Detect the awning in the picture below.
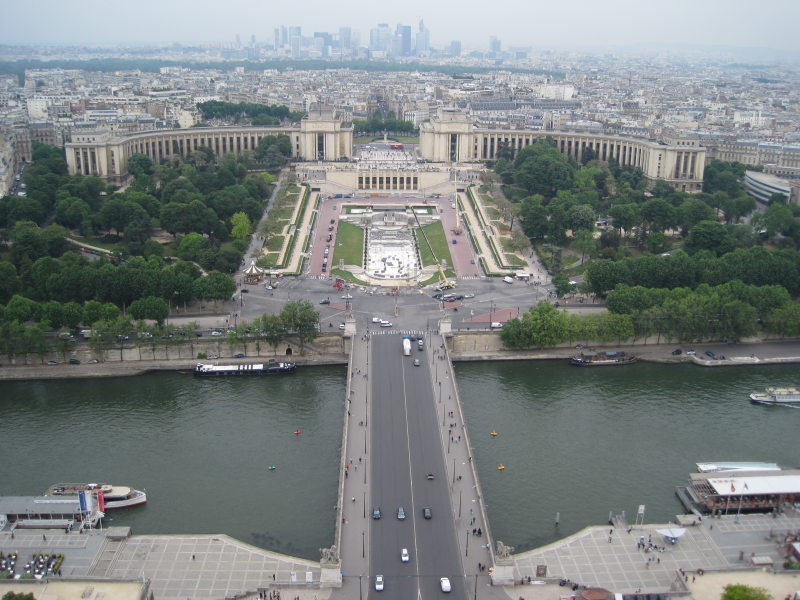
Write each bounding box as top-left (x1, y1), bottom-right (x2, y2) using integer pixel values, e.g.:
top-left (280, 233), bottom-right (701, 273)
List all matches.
top-left (656, 528), bottom-right (686, 539)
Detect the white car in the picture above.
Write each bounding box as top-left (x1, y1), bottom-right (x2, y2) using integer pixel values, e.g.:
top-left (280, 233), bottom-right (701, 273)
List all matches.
top-left (375, 574), bottom-right (384, 591)
top-left (211, 331), bottom-right (222, 336)
top-left (339, 323), bottom-right (346, 330)
top-left (401, 548), bottom-right (409, 562)
top-left (440, 577), bottom-right (451, 592)
top-left (380, 321), bottom-right (393, 328)
top-left (341, 294), bottom-right (353, 299)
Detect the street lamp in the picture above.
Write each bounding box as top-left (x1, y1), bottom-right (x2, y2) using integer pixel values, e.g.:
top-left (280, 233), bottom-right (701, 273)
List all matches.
top-left (465, 529), bottom-right (469, 556)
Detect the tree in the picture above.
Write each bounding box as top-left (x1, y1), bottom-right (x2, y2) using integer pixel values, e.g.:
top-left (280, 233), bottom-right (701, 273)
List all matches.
top-left (127, 153), bottom-right (154, 177)
top-left (520, 196), bottom-right (549, 240)
top-left (552, 273), bottom-right (574, 297)
top-left (639, 198), bottom-right (676, 234)
top-left (521, 302), bottom-right (569, 348)
top-left (129, 296), bottom-right (170, 326)
top-left (0, 261), bottom-right (20, 303)
top-left (572, 230), bottom-right (597, 265)
top-left (720, 584), bottom-right (772, 600)
top-left (2, 591), bottom-right (37, 600)
top-left (609, 204), bottom-right (639, 236)
top-left (259, 314), bottom-right (288, 356)
top-left (279, 300), bottom-right (319, 354)
top-left (684, 221), bottom-right (734, 256)
top-left (230, 211), bottom-right (252, 239)
top-left (569, 204), bottom-right (596, 233)
top-left (193, 271), bottom-right (236, 308)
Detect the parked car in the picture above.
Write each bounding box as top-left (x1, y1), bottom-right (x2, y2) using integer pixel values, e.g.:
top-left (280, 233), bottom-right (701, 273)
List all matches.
top-left (88, 359), bottom-right (99, 364)
top-left (240, 289), bottom-right (249, 293)
top-left (686, 350), bottom-right (697, 356)
top-left (211, 331), bottom-right (223, 336)
top-left (46, 360), bottom-right (59, 366)
top-left (463, 293), bottom-right (475, 298)
top-left (233, 353), bottom-right (245, 358)
top-left (705, 351), bottom-right (717, 359)
top-left (671, 349), bottom-right (682, 355)
top-left (68, 358), bottom-right (80, 365)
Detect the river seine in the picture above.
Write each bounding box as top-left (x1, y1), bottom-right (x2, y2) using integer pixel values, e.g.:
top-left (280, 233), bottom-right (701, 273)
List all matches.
top-left (1, 361), bottom-right (797, 560)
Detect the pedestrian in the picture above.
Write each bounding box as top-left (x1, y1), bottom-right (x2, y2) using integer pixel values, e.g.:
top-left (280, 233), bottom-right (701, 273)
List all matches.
top-left (192, 554), bottom-right (196, 560)
top-left (692, 575), bottom-right (695, 582)
top-left (478, 527), bottom-right (482, 536)
top-left (608, 536), bottom-right (612, 543)
top-left (472, 528), bottom-right (476, 535)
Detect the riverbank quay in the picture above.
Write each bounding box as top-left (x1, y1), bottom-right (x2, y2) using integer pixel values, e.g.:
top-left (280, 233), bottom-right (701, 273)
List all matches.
top-left (4, 337), bottom-right (800, 381)
top-left (0, 353), bottom-right (348, 381)
top-left (448, 338), bottom-right (800, 367)
top-left (503, 511), bottom-right (800, 599)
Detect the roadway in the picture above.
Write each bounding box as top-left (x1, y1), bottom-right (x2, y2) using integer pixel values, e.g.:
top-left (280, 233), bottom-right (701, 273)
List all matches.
top-left (368, 334), bottom-right (465, 600)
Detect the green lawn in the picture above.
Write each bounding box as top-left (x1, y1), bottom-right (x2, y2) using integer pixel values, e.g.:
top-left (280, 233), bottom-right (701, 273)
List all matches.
top-left (266, 235), bottom-right (284, 251)
top-left (504, 254), bottom-right (528, 267)
top-left (418, 221), bottom-right (455, 270)
top-left (332, 221), bottom-right (365, 267)
top-left (330, 268), bottom-right (370, 286)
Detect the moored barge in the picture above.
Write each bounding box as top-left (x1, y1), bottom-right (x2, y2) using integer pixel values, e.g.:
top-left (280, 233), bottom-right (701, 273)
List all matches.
top-left (194, 359), bottom-right (296, 376)
top-left (676, 468), bottom-right (800, 515)
top-left (570, 350), bottom-right (637, 366)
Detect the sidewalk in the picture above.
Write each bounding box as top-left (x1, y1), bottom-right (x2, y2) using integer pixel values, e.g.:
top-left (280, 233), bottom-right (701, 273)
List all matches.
top-left (330, 331), bottom-right (372, 599)
top-left (428, 331), bottom-right (514, 599)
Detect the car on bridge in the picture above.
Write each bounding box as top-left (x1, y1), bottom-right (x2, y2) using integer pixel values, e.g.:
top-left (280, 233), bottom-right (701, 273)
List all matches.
top-left (440, 577), bottom-right (451, 592)
top-left (401, 548), bottom-right (409, 562)
top-left (397, 507), bottom-right (406, 520)
top-left (423, 507), bottom-right (432, 519)
top-left (372, 507), bottom-right (382, 519)
top-left (375, 574), bottom-right (384, 591)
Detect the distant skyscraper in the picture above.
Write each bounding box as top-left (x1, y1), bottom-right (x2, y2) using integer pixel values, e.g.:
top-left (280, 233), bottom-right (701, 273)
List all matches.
top-left (489, 36), bottom-right (501, 54)
top-left (450, 40), bottom-right (461, 57)
top-left (396, 24), bottom-right (412, 56)
top-left (370, 23), bottom-right (391, 53)
top-left (415, 19), bottom-right (430, 55)
top-left (339, 27), bottom-right (352, 50)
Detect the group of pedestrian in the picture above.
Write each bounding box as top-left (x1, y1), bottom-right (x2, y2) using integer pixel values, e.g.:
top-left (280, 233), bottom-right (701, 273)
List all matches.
top-left (471, 527), bottom-right (482, 536)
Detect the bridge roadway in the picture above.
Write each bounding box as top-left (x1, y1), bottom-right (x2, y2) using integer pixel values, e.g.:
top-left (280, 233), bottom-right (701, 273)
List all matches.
top-left (368, 333), bottom-right (464, 599)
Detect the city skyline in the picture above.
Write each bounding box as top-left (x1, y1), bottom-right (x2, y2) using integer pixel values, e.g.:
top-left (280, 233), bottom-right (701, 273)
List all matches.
top-left (1, 0), bottom-right (799, 57)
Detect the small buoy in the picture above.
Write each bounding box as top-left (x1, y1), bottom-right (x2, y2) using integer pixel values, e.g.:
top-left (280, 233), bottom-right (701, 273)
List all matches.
top-left (490, 430), bottom-right (498, 437)
top-left (497, 464), bottom-right (505, 470)
top-left (268, 465), bottom-right (277, 471)
top-left (293, 429), bottom-right (301, 435)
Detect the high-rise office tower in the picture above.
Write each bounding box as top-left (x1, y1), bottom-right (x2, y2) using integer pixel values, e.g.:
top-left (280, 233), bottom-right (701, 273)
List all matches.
top-left (339, 27), bottom-right (352, 50)
top-left (450, 40), bottom-right (461, 57)
top-left (415, 19), bottom-right (430, 55)
top-left (396, 24), bottom-right (412, 56)
top-left (489, 36), bottom-right (501, 54)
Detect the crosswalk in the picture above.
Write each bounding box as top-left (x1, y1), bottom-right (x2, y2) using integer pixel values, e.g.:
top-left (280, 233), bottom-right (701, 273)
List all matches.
top-left (368, 329), bottom-right (425, 337)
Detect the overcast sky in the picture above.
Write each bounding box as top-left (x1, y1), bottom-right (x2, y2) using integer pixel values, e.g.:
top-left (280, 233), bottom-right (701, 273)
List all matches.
top-left (1, 0), bottom-right (798, 55)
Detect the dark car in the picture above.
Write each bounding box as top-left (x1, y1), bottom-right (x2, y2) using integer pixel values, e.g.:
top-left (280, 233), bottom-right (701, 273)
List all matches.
top-left (372, 507), bottom-right (382, 520)
top-left (320, 298), bottom-right (331, 305)
top-left (671, 349), bottom-right (682, 355)
top-left (241, 289), bottom-right (249, 293)
top-left (705, 351), bottom-right (716, 359)
top-left (422, 507), bottom-right (432, 519)
top-left (68, 358), bottom-right (80, 365)
top-left (426, 473), bottom-right (435, 480)
top-left (233, 353), bottom-right (245, 358)
top-left (432, 293), bottom-right (443, 300)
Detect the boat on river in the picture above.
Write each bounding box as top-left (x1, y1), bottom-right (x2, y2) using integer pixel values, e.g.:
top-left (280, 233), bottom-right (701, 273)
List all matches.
top-left (676, 467), bottom-right (800, 515)
top-left (749, 387), bottom-right (800, 406)
top-left (696, 462), bottom-right (781, 473)
top-left (45, 483), bottom-right (147, 509)
top-left (194, 359), bottom-right (296, 376)
top-left (570, 350), bottom-right (637, 366)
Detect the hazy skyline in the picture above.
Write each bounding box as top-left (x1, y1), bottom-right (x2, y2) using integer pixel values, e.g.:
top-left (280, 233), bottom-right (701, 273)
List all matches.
top-left (1, 0), bottom-right (799, 56)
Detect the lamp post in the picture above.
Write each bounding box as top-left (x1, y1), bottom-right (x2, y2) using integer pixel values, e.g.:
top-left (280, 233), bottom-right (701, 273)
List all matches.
top-left (459, 490), bottom-right (462, 518)
top-left (465, 529), bottom-right (469, 556)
